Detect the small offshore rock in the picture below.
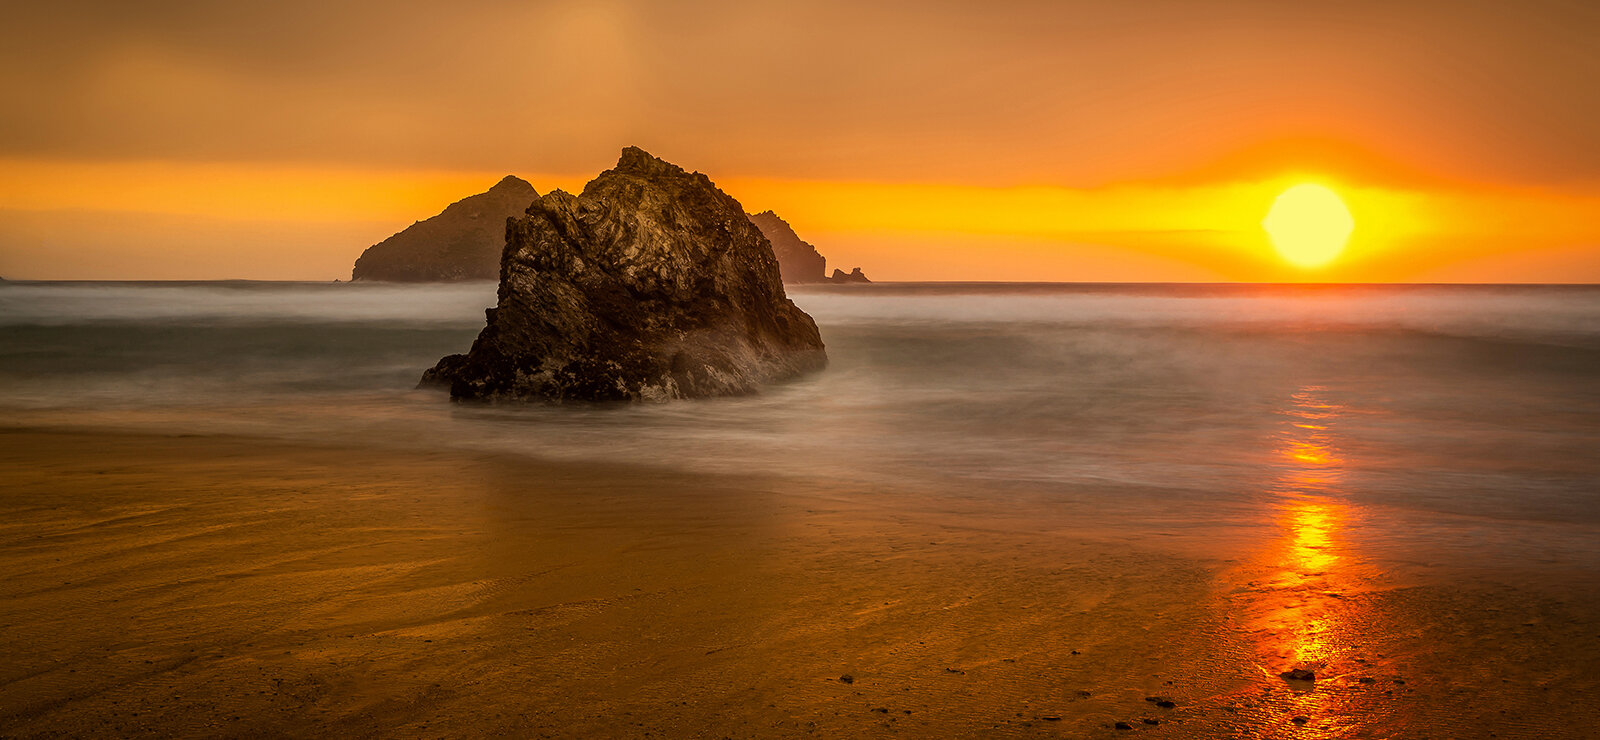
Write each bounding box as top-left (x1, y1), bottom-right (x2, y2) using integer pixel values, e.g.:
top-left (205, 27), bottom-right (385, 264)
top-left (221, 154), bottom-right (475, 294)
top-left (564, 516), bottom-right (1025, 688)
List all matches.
top-left (1041, 715), bottom-right (1061, 721)
top-left (1280, 668), bottom-right (1317, 681)
top-left (829, 266), bottom-right (872, 283)
top-left (1114, 721), bottom-right (1135, 730)
top-left (1143, 718), bottom-right (1160, 725)
top-left (1292, 715), bottom-right (1310, 725)
top-left (839, 675), bottom-right (853, 684)
top-left (871, 707), bottom-right (889, 714)
top-left (945, 668), bottom-right (965, 674)
top-left (1156, 700), bottom-right (1176, 709)
top-left (1358, 676), bottom-right (1375, 684)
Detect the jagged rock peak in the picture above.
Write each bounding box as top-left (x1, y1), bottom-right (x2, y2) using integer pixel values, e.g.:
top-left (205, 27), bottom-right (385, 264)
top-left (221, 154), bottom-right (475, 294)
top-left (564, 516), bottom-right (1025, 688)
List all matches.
top-left (422, 146), bottom-right (827, 401)
top-left (490, 174), bottom-right (533, 192)
top-left (614, 146), bottom-right (691, 179)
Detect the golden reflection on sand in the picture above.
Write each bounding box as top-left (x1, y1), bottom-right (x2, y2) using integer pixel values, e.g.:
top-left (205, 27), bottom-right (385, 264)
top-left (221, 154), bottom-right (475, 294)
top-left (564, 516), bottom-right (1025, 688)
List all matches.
top-left (1234, 385), bottom-right (1374, 735)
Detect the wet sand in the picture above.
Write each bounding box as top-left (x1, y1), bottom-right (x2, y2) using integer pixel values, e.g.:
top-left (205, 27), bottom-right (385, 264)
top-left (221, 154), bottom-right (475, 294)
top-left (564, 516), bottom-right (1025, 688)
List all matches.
top-left (2, 426), bottom-right (1597, 738)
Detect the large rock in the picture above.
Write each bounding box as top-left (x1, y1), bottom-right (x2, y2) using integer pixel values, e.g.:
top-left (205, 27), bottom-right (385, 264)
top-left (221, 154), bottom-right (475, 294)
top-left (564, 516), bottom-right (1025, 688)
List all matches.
top-left (747, 210), bottom-right (826, 283)
top-left (351, 176), bottom-right (537, 282)
top-left (424, 147), bottom-right (827, 401)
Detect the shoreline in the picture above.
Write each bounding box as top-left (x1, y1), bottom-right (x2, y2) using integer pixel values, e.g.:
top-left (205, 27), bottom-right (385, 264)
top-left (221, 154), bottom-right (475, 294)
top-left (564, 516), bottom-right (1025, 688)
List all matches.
top-left (2, 426), bottom-right (1597, 737)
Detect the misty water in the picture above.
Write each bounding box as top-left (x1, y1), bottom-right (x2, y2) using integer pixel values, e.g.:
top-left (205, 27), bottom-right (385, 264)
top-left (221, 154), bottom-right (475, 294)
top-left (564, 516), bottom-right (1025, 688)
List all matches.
top-left (3, 280), bottom-right (1598, 578)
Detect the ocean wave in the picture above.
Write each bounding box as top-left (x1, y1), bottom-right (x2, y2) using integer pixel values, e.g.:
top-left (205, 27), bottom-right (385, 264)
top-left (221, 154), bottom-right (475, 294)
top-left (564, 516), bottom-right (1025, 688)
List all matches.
top-left (789, 283), bottom-right (1600, 348)
top-left (0, 281), bottom-right (497, 327)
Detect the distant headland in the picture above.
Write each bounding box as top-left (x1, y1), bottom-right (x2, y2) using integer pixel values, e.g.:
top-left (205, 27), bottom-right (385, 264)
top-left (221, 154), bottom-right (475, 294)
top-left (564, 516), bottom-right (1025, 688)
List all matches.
top-left (350, 176), bottom-right (537, 282)
top-left (350, 174), bottom-right (868, 284)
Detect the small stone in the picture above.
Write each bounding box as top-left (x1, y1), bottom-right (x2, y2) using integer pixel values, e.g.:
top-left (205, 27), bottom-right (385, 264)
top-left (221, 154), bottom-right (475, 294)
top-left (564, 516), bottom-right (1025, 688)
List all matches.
top-left (1115, 721), bottom-right (1134, 730)
top-left (839, 675), bottom-right (853, 684)
top-left (1042, 715), bottom-right (1061, 721)
top-left (1076, 690), bottom-right (1092, 698)
top-left (945, 668), bottom-right (966, 674)
top-left (1292, 716), bottom-right (1310, 725)
top-left (1143, 718), bottom-right (1160, 725)
top-left (1358, 677), bottom-right (1375, 684)
top-left (1156, 700), bottom-right (1176, 709)
top-left (1144, 697), bottom-right (1162, 703)
top-left (871, 707), bottom-right (889, 714)
top-left (1280, 668), bottom-right (1316, 681)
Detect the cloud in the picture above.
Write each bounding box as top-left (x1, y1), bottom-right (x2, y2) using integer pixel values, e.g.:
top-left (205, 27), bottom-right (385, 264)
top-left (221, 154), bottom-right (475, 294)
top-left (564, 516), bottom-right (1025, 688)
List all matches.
top-left (2, 0), bottom-right (1597, 186)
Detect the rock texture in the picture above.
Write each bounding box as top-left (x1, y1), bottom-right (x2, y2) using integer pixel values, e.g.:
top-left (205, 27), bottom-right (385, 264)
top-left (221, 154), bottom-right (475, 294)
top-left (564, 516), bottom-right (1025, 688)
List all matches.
top-left (746, 210), bottom-right (826, 283)
top-left (351, 176), bottom-right (537, 282)
top-left (830, 267), bottom-right (872, 283)
top-left (424, 147), bottom-right (826, 401)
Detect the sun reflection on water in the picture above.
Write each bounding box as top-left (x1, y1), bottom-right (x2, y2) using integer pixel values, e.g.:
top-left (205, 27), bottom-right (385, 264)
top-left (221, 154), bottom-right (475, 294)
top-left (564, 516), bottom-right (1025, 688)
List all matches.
top-left (1227, 385), bottom-right (1376, 736)
top-left (1284, 501), bottom-right (1341, 580)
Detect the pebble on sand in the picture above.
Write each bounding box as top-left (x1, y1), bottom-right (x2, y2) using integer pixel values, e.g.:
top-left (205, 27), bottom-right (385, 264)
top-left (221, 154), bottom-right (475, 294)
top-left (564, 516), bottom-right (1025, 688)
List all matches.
top-left (1280, 668), bottom-right (1316, 681)
top-left (1115, 721), bottom-right (1135, 730)
top-left (839, 675), bottom-right (853, 684)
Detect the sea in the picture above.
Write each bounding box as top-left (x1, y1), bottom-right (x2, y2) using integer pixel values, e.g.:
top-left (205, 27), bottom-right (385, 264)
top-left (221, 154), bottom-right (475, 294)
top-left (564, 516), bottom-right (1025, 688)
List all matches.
top-left (3, 280), bottom-right (1598, 580)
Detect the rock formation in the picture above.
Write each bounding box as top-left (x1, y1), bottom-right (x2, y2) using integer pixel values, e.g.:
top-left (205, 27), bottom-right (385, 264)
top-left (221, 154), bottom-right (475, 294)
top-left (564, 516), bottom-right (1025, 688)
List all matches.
top-left (830, 267), bottom-right (872, 283)
top-left (423, 147), bottom-right (827, 401)
top-left (351, 176), bottom-right (537, 282)
top-left (747, 210), bottom-right (826, 283)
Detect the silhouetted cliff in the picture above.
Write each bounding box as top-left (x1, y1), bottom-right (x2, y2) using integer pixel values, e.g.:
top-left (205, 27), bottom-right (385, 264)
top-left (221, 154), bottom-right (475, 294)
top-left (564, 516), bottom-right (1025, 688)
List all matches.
top-left (351, 176), bottom-right (537, 282)
top-left (747, 210), bottom-right (827, 283)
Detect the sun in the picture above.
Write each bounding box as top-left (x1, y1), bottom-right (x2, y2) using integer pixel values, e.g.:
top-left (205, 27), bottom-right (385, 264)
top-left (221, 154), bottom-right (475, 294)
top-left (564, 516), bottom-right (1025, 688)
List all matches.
top-left (1262, 184), bottom-right (1354, 268)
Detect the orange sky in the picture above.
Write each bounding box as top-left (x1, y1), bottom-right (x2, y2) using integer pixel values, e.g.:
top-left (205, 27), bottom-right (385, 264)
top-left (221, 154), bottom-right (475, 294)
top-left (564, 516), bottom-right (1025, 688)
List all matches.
top-left (1, 0), bottom-right (1597, 281)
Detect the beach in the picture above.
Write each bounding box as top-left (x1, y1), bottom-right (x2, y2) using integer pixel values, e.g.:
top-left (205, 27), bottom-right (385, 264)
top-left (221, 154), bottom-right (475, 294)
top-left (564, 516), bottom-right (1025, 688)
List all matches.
top-left (4, 425), bottom-right (1598, 738)
top-left (3, 281), bottom-right (1599, 737)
